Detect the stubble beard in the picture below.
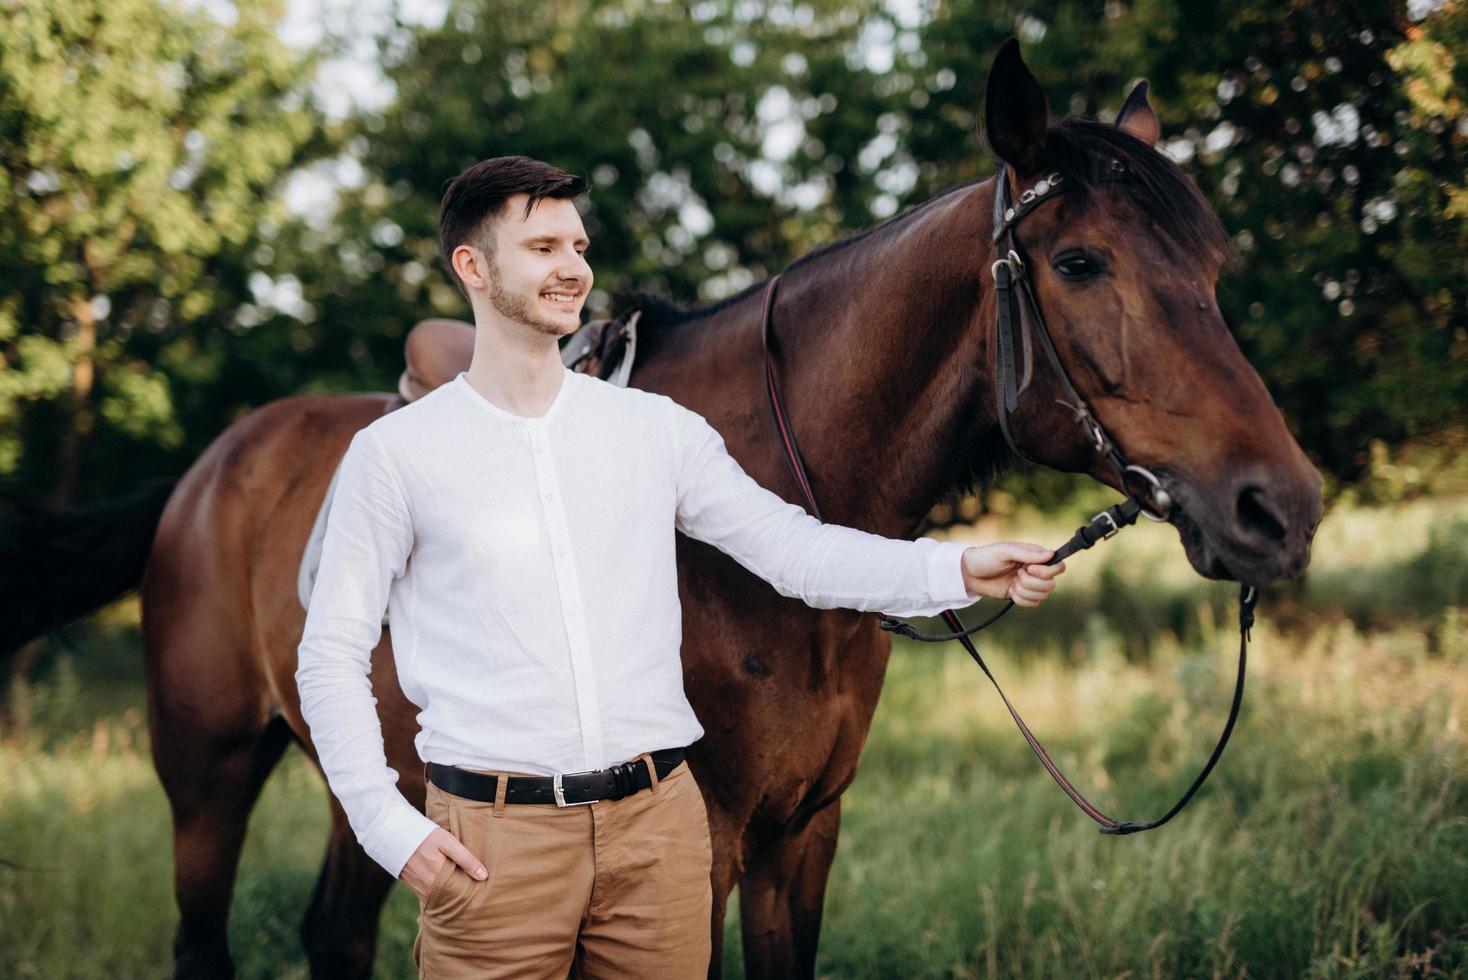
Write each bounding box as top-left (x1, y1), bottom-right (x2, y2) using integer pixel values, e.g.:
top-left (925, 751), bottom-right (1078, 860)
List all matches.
top-left (486, 258), bottom-right (576, 338)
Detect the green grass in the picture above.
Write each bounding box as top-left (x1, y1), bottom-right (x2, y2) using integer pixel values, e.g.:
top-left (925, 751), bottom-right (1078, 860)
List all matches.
top-left (3, 495), bottom-right (1466, 977)
top-left (797, 619), bottom-right (1467, 978)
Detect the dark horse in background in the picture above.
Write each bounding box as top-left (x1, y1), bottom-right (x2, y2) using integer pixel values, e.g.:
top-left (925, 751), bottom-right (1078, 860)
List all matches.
top-left (7, 42), bottom-right (1320, 979)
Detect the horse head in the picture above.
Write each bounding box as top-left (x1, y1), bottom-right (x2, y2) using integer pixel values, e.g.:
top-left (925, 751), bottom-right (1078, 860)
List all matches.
top-left (980, 40), bottom-right (1322, 587)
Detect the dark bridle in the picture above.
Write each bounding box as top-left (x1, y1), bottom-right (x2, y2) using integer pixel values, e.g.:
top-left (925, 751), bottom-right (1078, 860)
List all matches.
top-left (758, 162), bottom-right (1258, 836)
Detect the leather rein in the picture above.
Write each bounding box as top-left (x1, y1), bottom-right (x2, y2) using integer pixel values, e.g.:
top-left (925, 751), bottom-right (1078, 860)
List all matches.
top-left (757, 162), bottom-right (1257, 836)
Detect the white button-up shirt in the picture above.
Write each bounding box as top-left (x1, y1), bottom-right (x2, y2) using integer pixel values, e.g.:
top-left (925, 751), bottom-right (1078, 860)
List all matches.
top-left (295, 366), bottom-right (978, 877)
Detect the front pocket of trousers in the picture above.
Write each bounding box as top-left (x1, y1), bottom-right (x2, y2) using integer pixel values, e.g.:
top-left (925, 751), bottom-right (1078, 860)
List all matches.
top-left (423, 854), bottom-right (457, 909)
top-left (638, 764), bottom-right (712, 879)
top-left (423, 786), bottom-right (469, 914)
top-left (425, 791), bottom-right (496, 919)
top-left (675, 765), bottom-right (714, 878)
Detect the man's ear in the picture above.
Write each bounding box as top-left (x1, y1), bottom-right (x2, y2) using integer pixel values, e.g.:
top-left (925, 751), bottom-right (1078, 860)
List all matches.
top-left (1116, 79), bottom-right (1161, 146)
top-left (982, 38), bottom-right (1050, 177)
top-left (452, 244), bottom-right (489, 291)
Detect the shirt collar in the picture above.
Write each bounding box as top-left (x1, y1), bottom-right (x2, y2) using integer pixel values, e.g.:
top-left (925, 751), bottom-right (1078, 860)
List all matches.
top-left (451, 366), bottom-right (577, 425)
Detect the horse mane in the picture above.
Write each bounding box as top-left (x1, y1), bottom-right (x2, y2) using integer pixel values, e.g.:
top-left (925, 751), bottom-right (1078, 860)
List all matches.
top-left (617, 114), bottom-right (1232, 333)
top-left (612, 180), bottom-right (979, 331)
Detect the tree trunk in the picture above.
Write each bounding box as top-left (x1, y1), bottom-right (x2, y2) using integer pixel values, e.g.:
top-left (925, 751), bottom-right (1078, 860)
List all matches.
top-left (53, 294), bottom-right (97, 507)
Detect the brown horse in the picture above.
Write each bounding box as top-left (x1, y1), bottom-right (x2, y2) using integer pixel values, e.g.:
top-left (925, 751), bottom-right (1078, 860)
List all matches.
top-left (13, 42), bottom-right (1320, 978)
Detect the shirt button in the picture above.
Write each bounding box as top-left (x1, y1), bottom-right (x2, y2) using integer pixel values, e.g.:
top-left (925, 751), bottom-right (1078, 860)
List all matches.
top-left (556, 545), bottom-right (567, 557)
top-left (534, 443), bottom-right (546, 454)
top-left (544, 491), bottom-right (556, 502)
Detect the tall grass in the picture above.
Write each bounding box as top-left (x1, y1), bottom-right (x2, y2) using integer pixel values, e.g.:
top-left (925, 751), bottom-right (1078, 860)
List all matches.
top-left (793, 618), bottom-right (1467, 978)
top-left (2, 496), bottom-right (1465, 977)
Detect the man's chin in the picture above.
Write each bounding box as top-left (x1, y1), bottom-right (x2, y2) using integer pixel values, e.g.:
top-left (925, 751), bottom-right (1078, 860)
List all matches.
top-left (535, 301), bottom-right (582, 330)
top-left (530, 314), bottom-right (581, 338)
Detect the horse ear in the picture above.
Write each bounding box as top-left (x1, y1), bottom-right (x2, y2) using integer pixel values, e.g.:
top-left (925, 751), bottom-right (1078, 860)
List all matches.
top-left (982, 38), bottom-right (1050, 176)
top-left (1116, 79), bottom-right (1161, 146)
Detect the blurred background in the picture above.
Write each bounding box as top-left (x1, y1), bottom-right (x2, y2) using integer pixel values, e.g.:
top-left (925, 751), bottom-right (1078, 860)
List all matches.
top-left (2, 0), bottom-right (1465, 976)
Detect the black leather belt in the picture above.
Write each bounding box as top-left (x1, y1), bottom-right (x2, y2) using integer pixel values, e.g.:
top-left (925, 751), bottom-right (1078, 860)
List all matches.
top-left (427, 747), bottom-right (685, 807)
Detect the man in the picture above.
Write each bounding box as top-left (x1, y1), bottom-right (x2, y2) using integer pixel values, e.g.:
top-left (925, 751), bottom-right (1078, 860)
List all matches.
top-left (295, 155), bottom-right (1066, 978)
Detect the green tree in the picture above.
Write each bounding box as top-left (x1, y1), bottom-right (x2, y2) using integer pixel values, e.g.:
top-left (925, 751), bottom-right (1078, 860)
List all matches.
top-left (0, 0), bottom-right (328, 501)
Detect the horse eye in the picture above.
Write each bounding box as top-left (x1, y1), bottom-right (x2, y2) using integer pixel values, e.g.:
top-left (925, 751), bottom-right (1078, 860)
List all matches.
top-left (1052, 252), bottom-right (1103, 281)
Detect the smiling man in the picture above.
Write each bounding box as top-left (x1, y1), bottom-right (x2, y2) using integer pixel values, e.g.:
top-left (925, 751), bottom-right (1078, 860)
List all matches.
top-left (295, 155), bottom-right (1066, 978)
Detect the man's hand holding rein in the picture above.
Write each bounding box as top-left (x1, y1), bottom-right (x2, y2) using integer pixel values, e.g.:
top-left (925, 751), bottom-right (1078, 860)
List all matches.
top-left (960, 542), bottom-right (1067, 607)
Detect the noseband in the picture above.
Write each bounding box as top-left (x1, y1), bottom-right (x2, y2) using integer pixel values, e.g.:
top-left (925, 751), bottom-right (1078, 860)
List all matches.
top-left (758, 164), bottom-right (1257, 835)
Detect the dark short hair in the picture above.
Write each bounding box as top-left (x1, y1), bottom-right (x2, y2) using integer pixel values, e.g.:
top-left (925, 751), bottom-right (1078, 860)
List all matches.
top-left (438, 155), bottom-right (589, 291)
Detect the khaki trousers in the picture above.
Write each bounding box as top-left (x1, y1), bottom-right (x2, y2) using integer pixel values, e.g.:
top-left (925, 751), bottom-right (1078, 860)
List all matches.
top-left (412, 757), bottom-right (713, 979)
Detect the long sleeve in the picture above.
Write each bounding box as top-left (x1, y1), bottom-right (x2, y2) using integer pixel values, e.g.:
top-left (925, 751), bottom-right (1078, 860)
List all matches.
top-left (294, 426), bottom-right (439, 879)
top-left (672, 403), bottom-right (979, 618)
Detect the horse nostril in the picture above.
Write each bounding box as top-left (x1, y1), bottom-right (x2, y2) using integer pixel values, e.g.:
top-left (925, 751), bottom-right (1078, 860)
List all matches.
top-left (1235, 484), bottom-right (1288, 545)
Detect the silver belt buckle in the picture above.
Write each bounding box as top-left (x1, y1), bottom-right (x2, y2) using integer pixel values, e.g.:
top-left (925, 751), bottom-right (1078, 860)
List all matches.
top-left (552, 769), bottom-right (598, 807)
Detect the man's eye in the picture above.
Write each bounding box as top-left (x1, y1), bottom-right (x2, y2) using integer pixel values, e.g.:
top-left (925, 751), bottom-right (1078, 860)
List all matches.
top-left (1052, 251), bottom-right (1103, 281)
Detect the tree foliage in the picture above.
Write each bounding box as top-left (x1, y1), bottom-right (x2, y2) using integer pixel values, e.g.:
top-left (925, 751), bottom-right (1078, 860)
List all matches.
top-left (3, 0), bottom-right (1463, 502)
top-left (0, 0), bottom-right (327, 500)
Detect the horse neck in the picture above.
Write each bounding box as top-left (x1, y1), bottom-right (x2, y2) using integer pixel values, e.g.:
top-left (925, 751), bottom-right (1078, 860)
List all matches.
top-left (644, 178), bottom-right (1006, 538)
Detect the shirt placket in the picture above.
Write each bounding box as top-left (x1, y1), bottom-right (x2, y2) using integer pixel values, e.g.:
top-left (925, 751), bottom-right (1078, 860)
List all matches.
top-left (524, 419), bottom-right (604, 769)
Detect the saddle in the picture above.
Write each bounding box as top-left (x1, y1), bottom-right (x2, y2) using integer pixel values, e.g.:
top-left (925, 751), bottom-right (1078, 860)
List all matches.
top-left (297, 310), bottom-right (641, 617)
top-left (395, 311), bottom-right (641, 402)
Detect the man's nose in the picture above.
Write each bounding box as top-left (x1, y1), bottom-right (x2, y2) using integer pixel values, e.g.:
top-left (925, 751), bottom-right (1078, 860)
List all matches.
top-left (557, 252), bottom-right (591, 286)
top-left (560, 256), bottom-right (590, 287)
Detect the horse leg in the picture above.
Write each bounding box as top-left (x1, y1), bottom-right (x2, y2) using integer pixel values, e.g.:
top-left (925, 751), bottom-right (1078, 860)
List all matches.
top-left (153, 713), bottom-right (294, 979)
top-left (708, 870), bottom-right (728, 980)
top-left (704, 804), bottom-right (746, 980)
top-left (299, 794), bottom-right (396, 979)
top-left (738, 802), bottom-right (842, 980)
